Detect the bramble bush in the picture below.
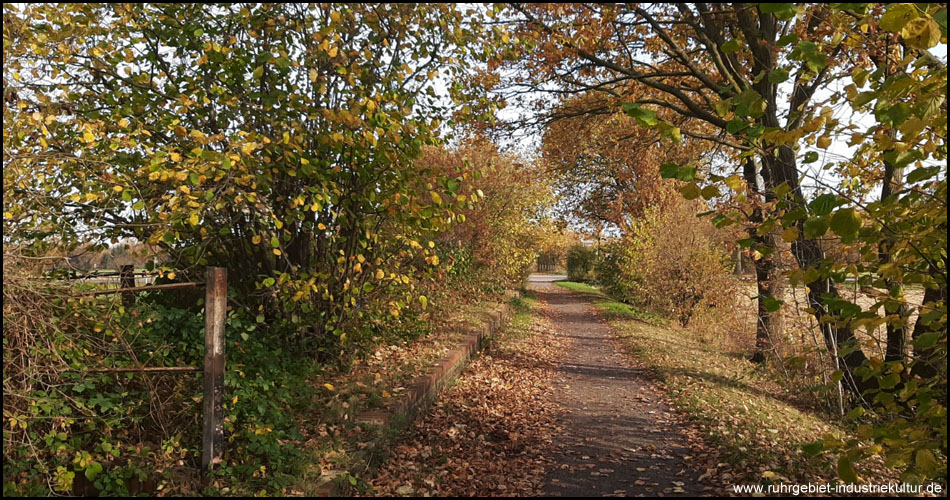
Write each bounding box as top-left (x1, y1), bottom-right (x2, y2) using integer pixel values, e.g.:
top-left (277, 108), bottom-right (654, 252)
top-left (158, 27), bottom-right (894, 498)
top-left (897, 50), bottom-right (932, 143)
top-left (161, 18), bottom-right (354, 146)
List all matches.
top-left (1, 256), bottom-right (329, 496)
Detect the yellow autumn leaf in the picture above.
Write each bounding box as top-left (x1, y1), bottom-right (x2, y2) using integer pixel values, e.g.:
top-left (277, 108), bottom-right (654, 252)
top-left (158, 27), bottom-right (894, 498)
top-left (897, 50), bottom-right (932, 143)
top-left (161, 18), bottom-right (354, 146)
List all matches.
top-left (252, 235), bottom-right (262, 245)
top-left (170, 152), bottom-right (182, 162)
top-left (323, 383), bottom-right (335, 391)
top-left (318, 223), bottom-right (327, 230)
top-left (817, 135), bottom-right (832, 149)
top-left (328, 46), bottom-right (338, 58)
top-left (375, 269), bottom-right (385, 280)
top-left (782, 227), bottom-right (799, 242)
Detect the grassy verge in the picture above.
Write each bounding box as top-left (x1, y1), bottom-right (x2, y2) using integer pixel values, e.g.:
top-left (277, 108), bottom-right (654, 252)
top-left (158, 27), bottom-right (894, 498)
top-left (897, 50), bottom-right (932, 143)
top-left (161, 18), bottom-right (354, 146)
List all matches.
top-left (555, 281), bottom-right (858, 488)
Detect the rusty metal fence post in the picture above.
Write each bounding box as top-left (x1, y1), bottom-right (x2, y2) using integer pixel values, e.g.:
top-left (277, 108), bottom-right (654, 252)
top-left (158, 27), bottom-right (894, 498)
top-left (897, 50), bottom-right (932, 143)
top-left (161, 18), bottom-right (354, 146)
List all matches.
top-left (201, 267), bottom-right (227, 474)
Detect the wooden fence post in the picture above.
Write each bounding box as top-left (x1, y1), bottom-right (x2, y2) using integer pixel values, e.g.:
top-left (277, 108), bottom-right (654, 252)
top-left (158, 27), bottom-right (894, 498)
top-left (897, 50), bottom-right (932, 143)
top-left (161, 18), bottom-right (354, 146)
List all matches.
top-left (120, 265), bottom-right (135, 307)
top-left (201, 267), bottom-right (227, 475)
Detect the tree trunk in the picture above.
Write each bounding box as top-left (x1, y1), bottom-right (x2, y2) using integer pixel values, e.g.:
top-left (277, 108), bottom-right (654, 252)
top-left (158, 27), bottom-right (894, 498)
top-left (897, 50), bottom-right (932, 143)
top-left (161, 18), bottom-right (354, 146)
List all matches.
top-left (910, 266), bottom-right (947, 381)
top-left (763, 148), bottom-right (874, 396)
top-left (741, 159), bottom-right (783, 363)
top-left (751, 236), bottom-right (784, 363)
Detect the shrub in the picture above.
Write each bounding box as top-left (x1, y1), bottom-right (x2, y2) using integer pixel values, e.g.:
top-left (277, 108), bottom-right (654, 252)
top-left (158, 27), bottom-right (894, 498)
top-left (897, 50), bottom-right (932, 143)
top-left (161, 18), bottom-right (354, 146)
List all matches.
top-left (566, 245), bottom-right (597, 282)
top-left (595, 203), bottom-right (740, 329)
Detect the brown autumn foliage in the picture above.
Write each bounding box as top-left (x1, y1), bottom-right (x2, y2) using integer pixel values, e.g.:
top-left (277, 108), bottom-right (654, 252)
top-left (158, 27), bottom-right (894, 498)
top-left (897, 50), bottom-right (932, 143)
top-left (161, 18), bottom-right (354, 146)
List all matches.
top-left (417, 138), bottom-right (557, 293)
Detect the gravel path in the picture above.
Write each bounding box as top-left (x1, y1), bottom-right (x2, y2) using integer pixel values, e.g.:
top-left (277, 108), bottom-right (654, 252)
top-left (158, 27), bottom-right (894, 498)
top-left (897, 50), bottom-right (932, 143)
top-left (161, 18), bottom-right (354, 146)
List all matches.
top-left (530, 275), bottom-right (704, 497)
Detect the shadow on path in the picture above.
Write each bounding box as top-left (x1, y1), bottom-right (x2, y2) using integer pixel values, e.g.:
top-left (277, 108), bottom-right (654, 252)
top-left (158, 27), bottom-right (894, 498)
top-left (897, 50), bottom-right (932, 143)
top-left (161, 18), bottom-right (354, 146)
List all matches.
top-left (527, 274), bottom-right (705, 497)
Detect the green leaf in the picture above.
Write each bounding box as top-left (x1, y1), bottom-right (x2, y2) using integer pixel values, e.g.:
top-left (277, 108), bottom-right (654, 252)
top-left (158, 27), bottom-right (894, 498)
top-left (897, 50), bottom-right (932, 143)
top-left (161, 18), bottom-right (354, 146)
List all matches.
top-left (734, 89), bottom-right (766, 118)
top-left (660, 162), bottom-right (696, 181)
top-left (84, 461), bottom-right (102, 482)
top-left (726, 118), bottom-right (750, 134)
top-left (934, 8), bottom-right (948, 38)
top-left (768, 67), bottom-right (790, 83)
top-left (758, 3), bottom-right (798, 20)
top-left (713, 98), bottom-right (732, 116)
top-left (763, 296), bottom-right (784, 313)
top-left (830, 208), bottom-right (862, 242)
top-left (701, 185), bottom-right (720, 200)
top-left (803, 151), bottom-right (819, 163)
top-left (721, 39), bottom-right (742, 53)
top-left (911, 332), bottom-right (940, 349)
top-left (906, 166), bottom-right (939, 183)
top-left (916, 448), bottom-right (939, 475)
top-left (680, 183), bottom-right (701, 200)
top-left (621, 103), bottom-right (659, 127)
top-left (809, 194), bottom-right (839, 216)
top-left (879, 372), bottom-right (901, 389)
top-left (803, 218), bottom-right (829, 238)
top-left (837, 455), bottom-right (858, 483)
top-left (883, 150), bottom-right (918, 170)
top-left (808, 193), bottom-right (838, 215)
top-left (738, 238), bottom-right (756, 248)
top-left (777, 33), bottom-right (799, 47)
top-left (802, 441), bottom-right (824, 456)
top-left (263, 277), bottom-right (276, 287)
top-left (790, 41), bottom-right (827, 73)
top-left (877, 102), bottom-right (911, 127)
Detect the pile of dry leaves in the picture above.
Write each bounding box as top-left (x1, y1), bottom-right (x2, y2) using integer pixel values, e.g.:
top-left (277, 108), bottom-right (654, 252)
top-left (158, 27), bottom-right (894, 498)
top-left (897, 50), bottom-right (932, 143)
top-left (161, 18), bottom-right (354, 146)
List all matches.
top-left (366, 302), bottom-right (568, 496)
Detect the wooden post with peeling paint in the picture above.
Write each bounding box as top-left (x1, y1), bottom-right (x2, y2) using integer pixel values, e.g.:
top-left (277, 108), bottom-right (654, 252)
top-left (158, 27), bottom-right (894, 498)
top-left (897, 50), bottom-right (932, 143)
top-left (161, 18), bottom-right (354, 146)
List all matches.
top-left (120, 265), bottom-right (135, 307)
top-left (201, 267), bottom-right (226, 475)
